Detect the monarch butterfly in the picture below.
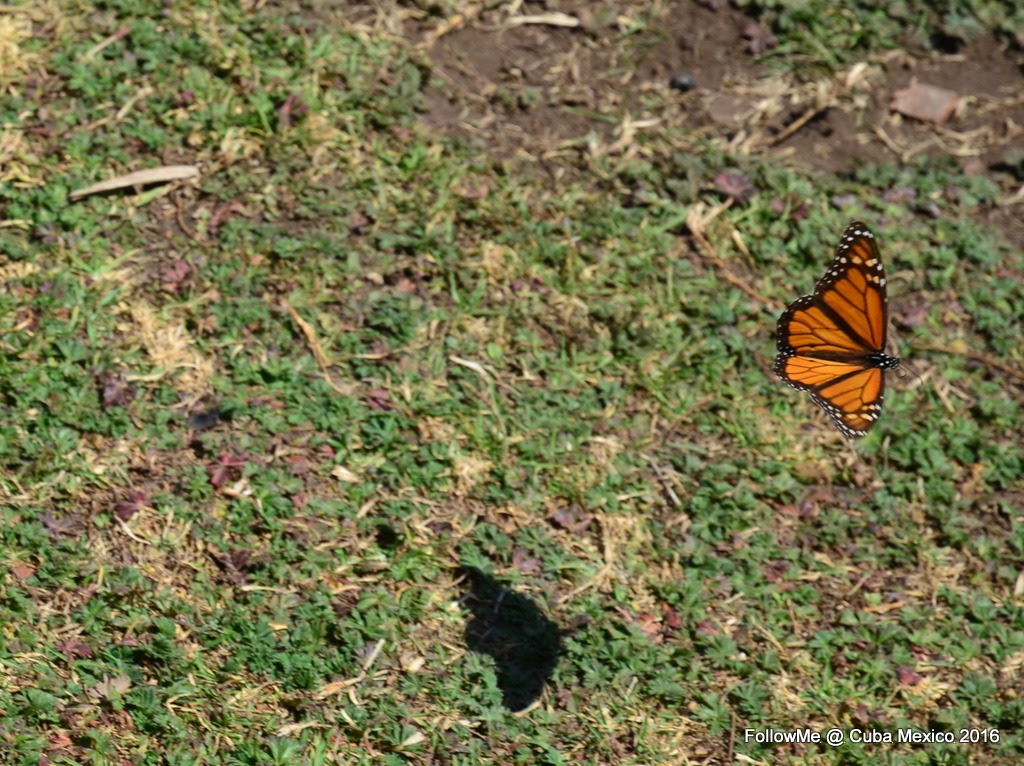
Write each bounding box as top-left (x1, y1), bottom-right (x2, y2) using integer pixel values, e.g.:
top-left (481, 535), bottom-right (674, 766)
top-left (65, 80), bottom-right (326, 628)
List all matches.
top-left (774, 221), bottom-right (900, 438)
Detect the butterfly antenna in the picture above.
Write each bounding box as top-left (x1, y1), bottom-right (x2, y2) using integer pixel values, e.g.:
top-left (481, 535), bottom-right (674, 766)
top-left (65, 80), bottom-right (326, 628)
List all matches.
top-left (894, 333), bottom-right (927, 388)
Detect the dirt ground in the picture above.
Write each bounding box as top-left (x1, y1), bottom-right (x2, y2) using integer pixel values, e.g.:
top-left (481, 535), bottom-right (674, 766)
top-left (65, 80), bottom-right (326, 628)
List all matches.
top-left (404, 0), bottom-right (1024, 247)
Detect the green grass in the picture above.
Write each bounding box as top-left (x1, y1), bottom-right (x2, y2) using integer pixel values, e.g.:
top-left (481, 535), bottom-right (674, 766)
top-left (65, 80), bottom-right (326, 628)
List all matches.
top-left (735, 0), bottom-right (1024, 73)
top-left (1, 1), bottom-right (1023, 764)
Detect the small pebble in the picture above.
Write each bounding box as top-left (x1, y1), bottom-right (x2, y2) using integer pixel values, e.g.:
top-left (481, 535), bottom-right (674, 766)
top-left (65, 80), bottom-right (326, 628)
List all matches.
top-left (669, 73), bottom-right (697, 92)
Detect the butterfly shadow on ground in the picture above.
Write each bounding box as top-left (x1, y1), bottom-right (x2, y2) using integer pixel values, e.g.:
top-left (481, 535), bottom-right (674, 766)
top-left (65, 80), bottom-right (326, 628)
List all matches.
top-left (457, 566), bottom-right (561, 712)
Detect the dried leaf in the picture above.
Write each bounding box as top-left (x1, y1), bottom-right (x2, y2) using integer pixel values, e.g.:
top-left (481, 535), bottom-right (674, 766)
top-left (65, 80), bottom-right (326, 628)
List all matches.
top-left (70, 165), bottom-right (199, 200)
top-left (742, 22), bottom-right (778, 54)
top-left (890, 82), bottom-right (958, 124)
top-left (331, 465), bottom-right (361, 483)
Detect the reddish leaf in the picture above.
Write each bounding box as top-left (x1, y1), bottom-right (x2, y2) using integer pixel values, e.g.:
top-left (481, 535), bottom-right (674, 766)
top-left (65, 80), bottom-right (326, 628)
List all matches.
top-left (40, 513), bottom-right (82, 539)
top-left (98, 372), bottom-right (134, 409)
top-left (897, 666), bottom-right (923, 686)
top-left (365, 388), bottom-right (392, 410)
top-left (159, 259), bottom-right (193, 294)
top-left (277, 93), bottom-right (308, 128)
top-left (661, 604), bottom-right (683, 631)
top-left (742, 22), bottom-right (778, 54)
top-left (207, 454), bottom-right (248, 488)
top-left (113, 490), bottom-right (149, 521)
top-left (56, 640), bottom-right (94, 660)
top-left (549, 504), bottom-right (594, 533)
top-left (769, 196), bottom-right (809, 221)
top-left (208, 201), bottom-right (247, 236)
top-left (347, 210), bottom-right (373, 234)
top-left (714, 170), bottom-right (756, 202)
top-left (512, 548), bottom-right (542, 575)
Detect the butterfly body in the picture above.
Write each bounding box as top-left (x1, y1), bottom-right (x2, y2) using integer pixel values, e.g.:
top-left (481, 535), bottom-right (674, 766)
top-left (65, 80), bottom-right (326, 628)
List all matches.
top-left (774, 222), bottom-right (899, 438)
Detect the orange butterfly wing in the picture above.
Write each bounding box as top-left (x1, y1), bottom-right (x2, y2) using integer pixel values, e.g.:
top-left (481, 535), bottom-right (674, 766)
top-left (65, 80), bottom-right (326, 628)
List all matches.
top-left (774, 222), bottom-right (899, 438)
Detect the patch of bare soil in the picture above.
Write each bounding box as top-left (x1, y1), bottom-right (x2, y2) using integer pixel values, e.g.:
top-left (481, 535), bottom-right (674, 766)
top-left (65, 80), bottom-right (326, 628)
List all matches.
top-left (411, 1), bottom-right (1024, 241)
top-left (779, 37), bottom-right (1024, 179)
top-left (418, 1), bottom-right (763, 151)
